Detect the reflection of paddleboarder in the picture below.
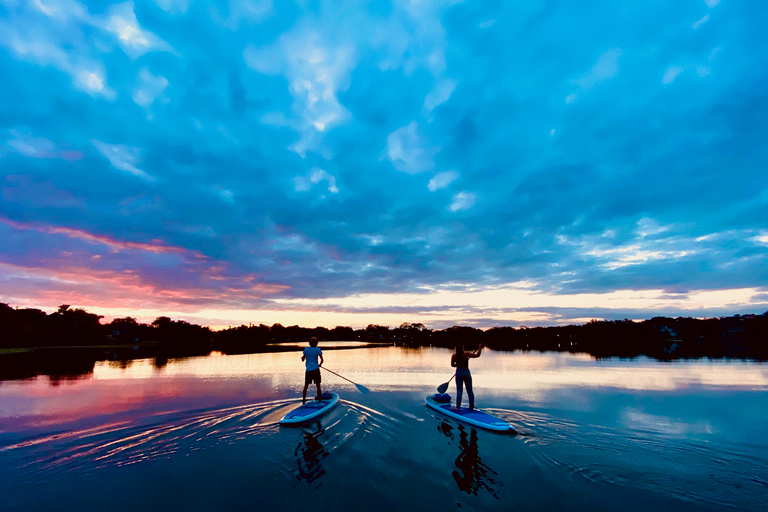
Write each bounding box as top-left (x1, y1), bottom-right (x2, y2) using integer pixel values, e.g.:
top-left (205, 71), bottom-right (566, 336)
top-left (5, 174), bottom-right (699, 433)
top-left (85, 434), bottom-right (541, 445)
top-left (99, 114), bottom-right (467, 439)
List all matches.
top-left (453, 425), bottom-right (499, 498)
top-left (437, 421), bottom-right (500, 498)
top-left (294, 423), bottom-right (328, 487)
top-left (301, 337), bottom-right (324, 404)
top-left (451, 342), bottom-right (484, 410)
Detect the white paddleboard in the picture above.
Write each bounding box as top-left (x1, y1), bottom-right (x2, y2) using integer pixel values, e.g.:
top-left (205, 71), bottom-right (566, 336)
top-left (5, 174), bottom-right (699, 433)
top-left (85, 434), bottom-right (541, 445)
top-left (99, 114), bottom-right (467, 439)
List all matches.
top-left (425, 395), bottom-right (515, 433)
top-left (280, 392), bottom-right (340, 425)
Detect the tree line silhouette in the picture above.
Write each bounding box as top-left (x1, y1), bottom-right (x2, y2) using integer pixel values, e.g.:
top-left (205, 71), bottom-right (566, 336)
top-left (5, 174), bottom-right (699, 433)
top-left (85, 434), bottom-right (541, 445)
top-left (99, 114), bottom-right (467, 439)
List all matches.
top-left (1, 302), bottom-right (766, 380)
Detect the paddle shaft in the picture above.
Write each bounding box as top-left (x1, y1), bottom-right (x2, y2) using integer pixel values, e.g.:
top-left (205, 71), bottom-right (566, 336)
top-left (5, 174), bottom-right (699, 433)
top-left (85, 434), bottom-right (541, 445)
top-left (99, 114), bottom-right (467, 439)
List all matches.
top-left (320, 366), bottom-right (370, 393)
top-left (320, 365), bottom-right (356, 384)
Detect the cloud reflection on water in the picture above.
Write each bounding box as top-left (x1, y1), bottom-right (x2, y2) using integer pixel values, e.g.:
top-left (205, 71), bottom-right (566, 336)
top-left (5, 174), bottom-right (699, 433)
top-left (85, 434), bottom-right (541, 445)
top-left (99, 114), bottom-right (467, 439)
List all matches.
top-left (87, 347), bottom-right (768, 393)
top-left (1, 347), bottom-right (766, 433)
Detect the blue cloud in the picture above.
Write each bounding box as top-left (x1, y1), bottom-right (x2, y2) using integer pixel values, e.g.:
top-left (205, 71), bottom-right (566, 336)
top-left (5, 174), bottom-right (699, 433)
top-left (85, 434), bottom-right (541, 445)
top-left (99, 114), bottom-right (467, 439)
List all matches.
top-left (1, 0), bottom-right (767, 325)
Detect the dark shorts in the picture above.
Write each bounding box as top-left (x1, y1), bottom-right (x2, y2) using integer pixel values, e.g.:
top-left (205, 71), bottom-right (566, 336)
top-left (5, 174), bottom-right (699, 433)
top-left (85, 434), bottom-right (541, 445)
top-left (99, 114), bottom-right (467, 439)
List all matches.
top-left (305, 369), bottom-right (321, 385)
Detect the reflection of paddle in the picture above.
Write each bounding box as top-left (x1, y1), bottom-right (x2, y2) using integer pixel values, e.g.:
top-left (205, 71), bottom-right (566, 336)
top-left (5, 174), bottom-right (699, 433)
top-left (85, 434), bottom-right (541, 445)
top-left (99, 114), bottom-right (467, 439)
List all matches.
top-left (321, 366), bottom-right (370, 394)
top-left (437, 374), bottom-right (456, 394)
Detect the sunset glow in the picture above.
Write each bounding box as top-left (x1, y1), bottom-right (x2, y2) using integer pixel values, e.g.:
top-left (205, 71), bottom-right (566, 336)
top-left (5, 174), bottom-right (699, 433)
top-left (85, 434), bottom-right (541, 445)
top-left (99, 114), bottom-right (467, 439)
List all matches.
top-left (1, 0), bottom-right (766, 328)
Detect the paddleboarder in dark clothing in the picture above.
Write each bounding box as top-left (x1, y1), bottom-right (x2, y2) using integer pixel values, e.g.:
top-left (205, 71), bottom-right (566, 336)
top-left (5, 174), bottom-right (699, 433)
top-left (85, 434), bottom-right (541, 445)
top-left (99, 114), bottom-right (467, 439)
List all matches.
top-left (301, 337), bottom-right (324, 403)
top-left (451, 342), bottom-right (484, 410)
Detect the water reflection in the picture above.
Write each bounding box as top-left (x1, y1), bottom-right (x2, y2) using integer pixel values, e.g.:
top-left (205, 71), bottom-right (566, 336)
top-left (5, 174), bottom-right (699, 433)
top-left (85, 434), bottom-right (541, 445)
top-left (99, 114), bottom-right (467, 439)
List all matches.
top-left (267, 341), bottom-right (390, 349)
top-left (0, 349), bottom-right (97, 381)
top-left (438, 421), bottom-right (500, 499)
top-left (294, 422), bottom-right (329, 488)
top-left (2, 347), bottom-right (767, 512)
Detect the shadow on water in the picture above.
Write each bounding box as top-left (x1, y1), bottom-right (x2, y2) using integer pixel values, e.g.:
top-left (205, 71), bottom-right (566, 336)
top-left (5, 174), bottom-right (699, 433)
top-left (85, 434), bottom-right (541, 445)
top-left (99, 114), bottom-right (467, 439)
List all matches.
top-left (437, 420), bottom-right (501, 499)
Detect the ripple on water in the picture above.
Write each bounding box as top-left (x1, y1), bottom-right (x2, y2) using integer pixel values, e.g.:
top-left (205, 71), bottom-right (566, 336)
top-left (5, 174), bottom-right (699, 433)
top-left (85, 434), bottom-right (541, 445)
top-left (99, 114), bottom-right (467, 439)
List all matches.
top-left (512, 408), bottom-right (768, 511)
top-left (0, 396), bottom-right (405, 494)
top-left (3, 399), bottom-right (293, 478)
top-left (2, 395), bottom-right (766, 512)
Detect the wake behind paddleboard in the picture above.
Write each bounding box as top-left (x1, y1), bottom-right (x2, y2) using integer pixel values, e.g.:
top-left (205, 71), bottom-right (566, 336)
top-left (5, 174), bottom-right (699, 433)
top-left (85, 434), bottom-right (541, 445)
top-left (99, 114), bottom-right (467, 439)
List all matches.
top-left (280, 392), bottom-right (340, 425)
top-left (425, 394), bottom-right (515, 433)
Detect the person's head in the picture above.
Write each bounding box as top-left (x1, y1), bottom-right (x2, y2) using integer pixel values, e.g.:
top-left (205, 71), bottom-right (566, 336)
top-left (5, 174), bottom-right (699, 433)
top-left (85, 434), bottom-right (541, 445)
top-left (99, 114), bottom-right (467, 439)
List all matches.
top-left (455, 342), bottom-right (464, 354)
top-left (309, 337), bottom-right (318, 347)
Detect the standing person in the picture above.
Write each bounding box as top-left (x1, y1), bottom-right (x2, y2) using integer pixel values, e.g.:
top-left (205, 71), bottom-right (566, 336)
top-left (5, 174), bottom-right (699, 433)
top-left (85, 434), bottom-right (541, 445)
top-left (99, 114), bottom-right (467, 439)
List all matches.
top-left (451, 342), bottom-right (484, 410)
top-left (301, 337), bottom-right (324, 403)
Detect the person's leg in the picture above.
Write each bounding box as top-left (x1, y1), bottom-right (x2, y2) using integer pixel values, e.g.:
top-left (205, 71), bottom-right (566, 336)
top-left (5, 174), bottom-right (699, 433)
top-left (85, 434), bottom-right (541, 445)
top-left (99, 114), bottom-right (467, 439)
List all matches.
top-left (308, 369), bottom-right (321, 399)
top-left (302, 382), bottom-right (309, 403)
top-left (465, 373), bottom-right (474, 409)
top-left (455, 375), bottom-right (464, 409)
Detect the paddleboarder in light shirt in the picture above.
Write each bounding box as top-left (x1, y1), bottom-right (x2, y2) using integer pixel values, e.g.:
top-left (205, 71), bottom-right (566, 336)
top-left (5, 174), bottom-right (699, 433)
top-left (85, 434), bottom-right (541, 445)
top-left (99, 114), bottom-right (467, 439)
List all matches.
top-left (301, 337), bottom-right (324, 404)
top-left (451, 342), bottom-right (484, 410)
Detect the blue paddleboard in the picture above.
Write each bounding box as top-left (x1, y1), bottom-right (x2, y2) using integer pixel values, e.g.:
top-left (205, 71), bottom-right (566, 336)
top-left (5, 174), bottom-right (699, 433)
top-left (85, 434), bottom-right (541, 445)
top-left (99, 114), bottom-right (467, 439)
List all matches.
top-left (280, 392), bottom-right (340, 425)
top-left (425, 395), bottom-right (515, 433)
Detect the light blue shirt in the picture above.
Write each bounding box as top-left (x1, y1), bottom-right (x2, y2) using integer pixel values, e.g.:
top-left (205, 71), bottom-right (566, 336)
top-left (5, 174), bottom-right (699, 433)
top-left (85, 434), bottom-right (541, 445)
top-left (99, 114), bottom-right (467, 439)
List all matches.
top-left (303, 346), bottom-right (322, 371)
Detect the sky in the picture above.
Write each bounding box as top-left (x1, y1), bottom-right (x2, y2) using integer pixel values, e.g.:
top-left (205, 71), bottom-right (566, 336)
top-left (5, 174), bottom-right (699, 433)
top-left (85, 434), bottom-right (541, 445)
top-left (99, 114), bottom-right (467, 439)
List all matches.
top-left (1, 0), bottom-right (767, 330)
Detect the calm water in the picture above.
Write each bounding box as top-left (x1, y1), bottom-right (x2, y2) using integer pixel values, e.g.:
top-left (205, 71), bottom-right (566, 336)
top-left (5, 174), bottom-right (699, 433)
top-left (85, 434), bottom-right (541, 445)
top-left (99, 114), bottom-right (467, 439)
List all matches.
top-left (1, 345), bottom-right (767, 512)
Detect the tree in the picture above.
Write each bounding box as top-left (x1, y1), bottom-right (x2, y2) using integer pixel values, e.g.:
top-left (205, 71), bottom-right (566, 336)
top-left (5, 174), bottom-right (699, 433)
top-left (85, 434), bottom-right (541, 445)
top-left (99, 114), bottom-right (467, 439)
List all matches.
top-left (49, 307), bottom-right (105, 346)
top-left (108, 317), bottom-right (141, 342)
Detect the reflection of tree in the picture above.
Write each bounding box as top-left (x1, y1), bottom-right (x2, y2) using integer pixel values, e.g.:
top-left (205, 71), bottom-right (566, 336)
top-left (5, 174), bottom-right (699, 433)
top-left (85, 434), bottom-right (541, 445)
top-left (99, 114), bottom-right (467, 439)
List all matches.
top-left (294, 422), bottom-right (328, 487)
top-left (0, 349), bottom-right (96, 381)
top-left (153, 355), bottom-right (168, 369)
top-left (108, 359), bottom-right (134, 370)
top-left (438, 421), bottom-right (500, 499)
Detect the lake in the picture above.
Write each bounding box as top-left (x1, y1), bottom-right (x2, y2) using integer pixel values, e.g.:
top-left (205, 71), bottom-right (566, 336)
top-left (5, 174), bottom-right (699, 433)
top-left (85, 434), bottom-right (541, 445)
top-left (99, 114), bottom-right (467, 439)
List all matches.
top-left (1, 344), bottom-right (767, 511)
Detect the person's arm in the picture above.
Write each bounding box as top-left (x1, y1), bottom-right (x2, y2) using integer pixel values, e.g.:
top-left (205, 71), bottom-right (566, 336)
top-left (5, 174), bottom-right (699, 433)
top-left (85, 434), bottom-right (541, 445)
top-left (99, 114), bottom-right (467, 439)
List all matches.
top-left (319, 354), bottom-right (324, 367)
top-left (451, 354), bottom-right (457, 367)
top-left (468, 343), bottom-right (484, 358)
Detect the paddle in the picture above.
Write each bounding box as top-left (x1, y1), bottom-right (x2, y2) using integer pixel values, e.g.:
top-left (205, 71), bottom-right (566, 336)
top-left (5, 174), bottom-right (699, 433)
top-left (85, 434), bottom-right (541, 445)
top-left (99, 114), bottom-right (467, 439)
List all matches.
top-left (321, 366), bottom-right (370, 394)
top-left (437, 373), bottom-right (455, 394)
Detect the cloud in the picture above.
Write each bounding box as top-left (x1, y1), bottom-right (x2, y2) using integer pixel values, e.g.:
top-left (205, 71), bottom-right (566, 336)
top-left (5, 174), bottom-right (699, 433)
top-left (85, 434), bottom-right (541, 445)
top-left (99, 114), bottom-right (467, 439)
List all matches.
top-left (244, 22), bottom-right (354, 156)
top-left (634, 218), bottom-right (671, 238)
top-left (574, 48), bottom-right (622, 90)
top-left (102, 2), bottom-right (172, 58)
top-left (133, 69), bottom-right (169, 107)
top-left (662, 65), bottom-right (685, 84)
top-left (0, 216), bottom-right (188, 255)
top-left (91, 140), bottom-right (154, 181)
top-left (692, 15), bottom-right (709, 29)
top-left (1, 0), bottom-right (767, 328)
top-left (449, 192), bottom-right (477, 212)
top-left (423, 79), bottom-right (457, 112)
top-left (6, 129), bottom-right (82, 160)
top-left (1, 34), bottom-right (116, 98)
top-left (153, 0), bottom-right (189, 14)
top-left (428, 170), bottom-right (459, 192)
top-left (294, 167), bottom-right (339, 194)
top-left (217, 0), bottom-right (274, 28)
top-left (387, 122), bottom-right (440, 174)
top-left (751, 232), bottom-right (768, 247)
top-left (29, 0), bottom-right (90, 22)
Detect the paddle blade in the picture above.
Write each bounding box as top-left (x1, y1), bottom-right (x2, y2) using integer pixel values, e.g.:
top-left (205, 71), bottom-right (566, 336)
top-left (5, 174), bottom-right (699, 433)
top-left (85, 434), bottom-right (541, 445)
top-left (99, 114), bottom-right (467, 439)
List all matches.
top-left (356, 384), bottom-right (371, 394)
top-left (436, 382), bottom-right (450, 394)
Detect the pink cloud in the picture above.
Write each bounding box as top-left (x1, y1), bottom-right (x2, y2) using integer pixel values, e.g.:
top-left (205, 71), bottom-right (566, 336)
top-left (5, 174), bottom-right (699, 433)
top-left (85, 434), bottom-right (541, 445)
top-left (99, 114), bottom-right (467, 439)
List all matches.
top-left (1, 216), bottom-right (197, 256)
